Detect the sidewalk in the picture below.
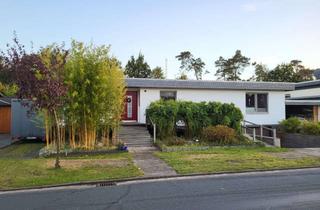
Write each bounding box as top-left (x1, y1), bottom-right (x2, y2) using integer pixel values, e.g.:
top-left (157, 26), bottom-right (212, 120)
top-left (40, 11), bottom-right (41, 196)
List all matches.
top-left (129, 147), bottom-right (177, 177)
top-left (0, 134), bottom-right (11, 149)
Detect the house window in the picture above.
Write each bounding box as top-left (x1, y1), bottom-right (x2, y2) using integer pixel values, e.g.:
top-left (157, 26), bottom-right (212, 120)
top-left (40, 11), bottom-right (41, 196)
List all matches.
top-left (160, 91), bottom-right (177, 101)
top-left (246, 93), bottom-right (268, 113)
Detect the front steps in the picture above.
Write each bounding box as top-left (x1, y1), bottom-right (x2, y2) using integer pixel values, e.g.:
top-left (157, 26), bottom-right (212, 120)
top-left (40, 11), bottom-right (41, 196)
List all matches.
top-left (119, 125), bottom-right (153, 147)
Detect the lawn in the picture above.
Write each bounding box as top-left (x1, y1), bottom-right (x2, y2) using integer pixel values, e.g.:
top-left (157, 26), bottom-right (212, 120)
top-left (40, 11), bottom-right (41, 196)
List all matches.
top-left (155, 146), bottom-right (320, 174)
top-left (0, 142), bottom-right (142, 190)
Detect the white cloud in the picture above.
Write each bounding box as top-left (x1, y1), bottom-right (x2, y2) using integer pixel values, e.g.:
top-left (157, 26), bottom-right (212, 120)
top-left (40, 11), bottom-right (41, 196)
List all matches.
top-left (242, 3), bottom-right (257, 12)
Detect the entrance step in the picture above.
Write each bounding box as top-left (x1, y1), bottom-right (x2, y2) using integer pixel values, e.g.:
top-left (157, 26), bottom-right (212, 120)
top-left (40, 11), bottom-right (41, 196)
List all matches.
top-left (119, 125), bottom-right (153, 148)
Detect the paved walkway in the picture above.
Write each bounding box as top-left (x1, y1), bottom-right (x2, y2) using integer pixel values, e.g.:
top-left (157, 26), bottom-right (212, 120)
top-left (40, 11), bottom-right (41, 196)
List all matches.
top-left (129, 147), bottom-right (177, 177)
top-left (294, 148), bottom-right (320, 157)
top-left (0, 134), bottom-right (11, 149)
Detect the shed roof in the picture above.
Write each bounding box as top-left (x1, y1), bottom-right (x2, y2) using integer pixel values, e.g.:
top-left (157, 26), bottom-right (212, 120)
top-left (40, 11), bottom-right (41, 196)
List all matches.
top-left (0, 97), bottom-right (12, 106)
top-left (125, 78), bottom-right (295, 91)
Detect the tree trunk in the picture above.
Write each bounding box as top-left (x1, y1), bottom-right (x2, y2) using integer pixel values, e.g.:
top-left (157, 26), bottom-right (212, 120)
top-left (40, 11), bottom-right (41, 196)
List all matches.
top-left (44, 110), bottom-right (49, 147)
top-left (53, 110), bottom-right (61, 169)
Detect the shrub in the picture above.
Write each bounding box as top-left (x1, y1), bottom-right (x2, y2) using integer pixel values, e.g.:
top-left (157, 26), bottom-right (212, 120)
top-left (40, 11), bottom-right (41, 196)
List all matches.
top-left (301, 121), bottom-right (320, 136)
top-left (176, 101), bottom-right (210, 138)
top-left (279, 117), bottom-right (320, 136)
top-left (201, 125), bottom-right (237, 145)
top-left (279, 117), bottom-right (302, 133)
top-left (146, 100), bottom-right (179, 139)
top-left (205, 102), bottom-right (243, 131)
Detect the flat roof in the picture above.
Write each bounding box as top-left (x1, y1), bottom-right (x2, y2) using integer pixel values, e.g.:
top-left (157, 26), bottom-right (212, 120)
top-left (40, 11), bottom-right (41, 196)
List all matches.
top-left (125, 78), bottom-right (295, 91)
top-left (288, 95), bottom-right (320, 100)
top-left (295, 80), bottom-right (320, 90)
top-left (286, 99), bottom-right (320, 106)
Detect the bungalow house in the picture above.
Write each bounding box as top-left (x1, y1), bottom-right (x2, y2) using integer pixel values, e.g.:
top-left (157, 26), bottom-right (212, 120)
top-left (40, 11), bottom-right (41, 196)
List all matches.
top-left (123, 78), bottom-right (295, 126)
top-left (286, 80), bottom-right (320, 122)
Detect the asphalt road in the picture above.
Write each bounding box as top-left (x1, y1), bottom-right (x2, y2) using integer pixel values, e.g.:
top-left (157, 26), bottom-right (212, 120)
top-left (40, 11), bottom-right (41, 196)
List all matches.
top-left (1, 168), bottom-right (320, 210)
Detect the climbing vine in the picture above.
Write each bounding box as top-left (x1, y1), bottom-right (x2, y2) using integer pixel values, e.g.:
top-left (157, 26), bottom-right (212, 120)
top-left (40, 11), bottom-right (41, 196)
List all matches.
top-left (147, 100), bottom-right (243, 139)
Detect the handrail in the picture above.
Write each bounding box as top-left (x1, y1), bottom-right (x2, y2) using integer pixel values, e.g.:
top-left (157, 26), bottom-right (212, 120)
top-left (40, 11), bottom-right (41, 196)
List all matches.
top-left (243, 120), bottom-right (274, 131)
top-left (242, 120), bottom-right (279, 147)
top-left (243, 120), bottom-right (259, 126)
top-left (149, 118), bottom-right (156, 144)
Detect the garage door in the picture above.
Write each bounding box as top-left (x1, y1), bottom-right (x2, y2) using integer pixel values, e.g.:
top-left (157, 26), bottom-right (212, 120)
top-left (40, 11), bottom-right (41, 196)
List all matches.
top-left (0, 107), bottom-right (11, 133)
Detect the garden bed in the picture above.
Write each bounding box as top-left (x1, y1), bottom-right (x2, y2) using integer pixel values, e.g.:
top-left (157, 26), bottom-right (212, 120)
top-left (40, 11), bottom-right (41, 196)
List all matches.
top-left (39, 145), bottom-right (127, 158)
top-left (281, 133), bottom-right (320, 148)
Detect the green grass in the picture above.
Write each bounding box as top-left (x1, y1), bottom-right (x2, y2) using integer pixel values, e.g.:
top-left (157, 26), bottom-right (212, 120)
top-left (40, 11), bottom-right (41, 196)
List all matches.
top-left (0, 142), bottom-right (142, 190)
top-left (155, 147), bottom-right (320, 174)
top-left (0, 143), bottom-right (44, 159)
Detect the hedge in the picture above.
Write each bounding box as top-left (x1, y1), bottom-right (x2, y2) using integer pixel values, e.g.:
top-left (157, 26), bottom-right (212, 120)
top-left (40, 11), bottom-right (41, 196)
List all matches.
top-left (146, 100), bottom-right (243, 139)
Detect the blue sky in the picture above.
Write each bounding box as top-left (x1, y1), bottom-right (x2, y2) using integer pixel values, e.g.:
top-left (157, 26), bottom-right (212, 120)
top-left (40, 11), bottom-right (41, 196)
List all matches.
top-left (1, 0), bottom-right (319, 79)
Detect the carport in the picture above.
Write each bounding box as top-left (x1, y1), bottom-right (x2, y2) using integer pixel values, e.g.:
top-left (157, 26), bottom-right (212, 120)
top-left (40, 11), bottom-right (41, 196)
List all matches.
top-left (286, 99), bottom-right (320, 122)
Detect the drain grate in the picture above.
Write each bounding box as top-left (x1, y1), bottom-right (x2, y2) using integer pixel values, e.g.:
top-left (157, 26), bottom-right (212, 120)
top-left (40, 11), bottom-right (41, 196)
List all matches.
top-left (96, 182), bottom-right (116, 187)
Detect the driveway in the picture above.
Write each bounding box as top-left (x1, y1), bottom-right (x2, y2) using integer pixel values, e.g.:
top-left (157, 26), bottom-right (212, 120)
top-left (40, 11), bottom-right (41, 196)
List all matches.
top-left (294, 148), bottom-right (320, 157)
top-left (0, 134), bottom-right (11, 148)
top-left (270, 148), bottom-right (320, 159)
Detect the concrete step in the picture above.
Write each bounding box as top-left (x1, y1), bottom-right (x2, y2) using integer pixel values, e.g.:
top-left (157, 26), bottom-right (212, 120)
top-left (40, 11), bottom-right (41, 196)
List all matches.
top-left (121, 138), bottom-right (151, 140)
top-left (121, 143), bottom-right (152, 146)
top-left (126, 142), bottom-right (153, 145)
top-left (123, 141), bottom-right (153, 144)
top-left (119, 133), bottom-right (151, 136)
top-left (119, 125), bottom-right (153, 147)
top-left (120, 135), bottom-right (151, 137)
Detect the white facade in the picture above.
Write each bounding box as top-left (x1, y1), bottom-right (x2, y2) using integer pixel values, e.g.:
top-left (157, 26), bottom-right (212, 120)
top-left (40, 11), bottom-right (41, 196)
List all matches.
top-left (136, 88), bottom-right (286, 125)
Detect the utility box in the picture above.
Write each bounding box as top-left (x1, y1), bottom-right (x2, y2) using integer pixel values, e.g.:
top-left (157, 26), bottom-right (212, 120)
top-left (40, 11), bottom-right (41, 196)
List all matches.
top-left (11, 99), bottom-right (45, 140)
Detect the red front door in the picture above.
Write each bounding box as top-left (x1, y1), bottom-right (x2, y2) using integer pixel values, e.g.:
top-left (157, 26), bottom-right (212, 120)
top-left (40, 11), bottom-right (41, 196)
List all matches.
top-left (122, 91), bottom-right (138, 121)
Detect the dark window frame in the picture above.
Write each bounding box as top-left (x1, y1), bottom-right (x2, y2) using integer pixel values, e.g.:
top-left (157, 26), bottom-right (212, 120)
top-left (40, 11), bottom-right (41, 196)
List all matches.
top-left (246, 92), bottom-right (268, 113)
top-left (160, 91), bottom-right (177, 101)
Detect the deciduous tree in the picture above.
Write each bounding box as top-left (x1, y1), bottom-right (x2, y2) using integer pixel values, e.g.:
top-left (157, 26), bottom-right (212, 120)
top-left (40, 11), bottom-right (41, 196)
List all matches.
top-left (253, 60), bottom-right (314, 82)
top-left (2, 38), bottom-right (68, 168)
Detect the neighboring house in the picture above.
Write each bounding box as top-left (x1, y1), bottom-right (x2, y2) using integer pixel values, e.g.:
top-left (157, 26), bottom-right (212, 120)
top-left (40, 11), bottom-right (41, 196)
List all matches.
top-left (123, 78), bottom-right (295, 125)
top-left (0, 97), bottom-right (12, 134)
top-left (10, 99), bottom-right (45, 140)
top-left (0, 97), bottom-right (44, 139)
top-left (286, 80), bottom-right (320, 122)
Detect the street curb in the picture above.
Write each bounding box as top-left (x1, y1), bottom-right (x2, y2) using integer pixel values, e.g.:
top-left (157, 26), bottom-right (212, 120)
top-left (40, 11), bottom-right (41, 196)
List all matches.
top-left (1, 166), bottom-right (320, 193)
